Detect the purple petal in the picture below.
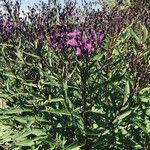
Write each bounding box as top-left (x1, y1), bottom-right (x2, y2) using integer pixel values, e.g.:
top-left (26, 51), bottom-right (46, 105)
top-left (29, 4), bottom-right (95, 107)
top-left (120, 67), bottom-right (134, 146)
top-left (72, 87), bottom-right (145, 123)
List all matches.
top-left (67, 38), bottom-right (78, 46)
top-left (76, 47), bottom-right (81, 56)
top-left (82, 37), bottom-right (88, 43)
top-left (84, 42), bottom-right (93, 54)
top-left (67, 30), bottom-right (81, 37)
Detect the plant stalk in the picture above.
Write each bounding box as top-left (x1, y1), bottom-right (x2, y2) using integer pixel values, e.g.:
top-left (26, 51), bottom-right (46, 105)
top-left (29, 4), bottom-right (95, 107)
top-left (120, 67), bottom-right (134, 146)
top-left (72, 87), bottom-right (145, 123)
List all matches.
top-left (81, 68), bottom-right (88, 150)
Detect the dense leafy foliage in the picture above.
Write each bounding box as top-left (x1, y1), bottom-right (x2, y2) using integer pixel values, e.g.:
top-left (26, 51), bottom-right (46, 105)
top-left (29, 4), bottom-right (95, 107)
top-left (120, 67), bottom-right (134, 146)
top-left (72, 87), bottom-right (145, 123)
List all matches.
top-left (0, 0), bottom-right (150, 149)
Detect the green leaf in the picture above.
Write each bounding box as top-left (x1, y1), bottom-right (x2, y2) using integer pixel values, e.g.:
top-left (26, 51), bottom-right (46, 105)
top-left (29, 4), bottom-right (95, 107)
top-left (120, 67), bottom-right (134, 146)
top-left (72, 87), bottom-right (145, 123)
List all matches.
top-left (15, 37), bottom-right (24, 61)
top-left (102, 129), bottom-right (110, 135)
top-left (0, 122), bottom-right (10, 137)
top-left (117, 126), bottom-right (129, 135)
top-left (48, 98), bottom-right (64, 103)
top-left (2, 72), bottom-right (23, 81)
top-left (146, 109), bottom-right (150, 116)
top-left (44, 81), bottom-right (59, 87)
top-left (123, 80), bottom-right (130, 106)
top-left (0, 43), bottom-right (13, 48)
top-left (113, 110), bottom-right (131, 123)
top-left (23, 51), bottom-right (40, 59)
top-left (67, 66), bottom-right (77, 79)
top-left (13, 116), bottom-right (28, 124)
top-left (140, 87), bottom-right (150, 94)
top-left (31, 129), bottom-right (47, 136)
top-left (66, 143), bottom-right (82, 150)
top-left (139, 96), bottom-right (150, 103)
top-left (63, 80), bottom-right (73, 109)
top-left (14, 129), bottom-right (46, 142)
top-left (91, 52), bottom-right (104, 64)
top-left (141, 24), bottom-right (148, 42)
top-left (16, 49), bottom-right (23, 61)
top-left (118, 110), bottom-right (131, 120)
top-left (0, 108), bottom-right (31, 115)
top-left (129, 27), bottom-right (141, 44)
top-left (0, 115), bottom-right (11, 120)
top-left (15, 139), bottom-right (35, 146)
top-left (43, 108), bottom-right (71, 116)
top-left (23, 82), bottom-right (38, 88)
top-left (14, 130), bottom-right (33, 140)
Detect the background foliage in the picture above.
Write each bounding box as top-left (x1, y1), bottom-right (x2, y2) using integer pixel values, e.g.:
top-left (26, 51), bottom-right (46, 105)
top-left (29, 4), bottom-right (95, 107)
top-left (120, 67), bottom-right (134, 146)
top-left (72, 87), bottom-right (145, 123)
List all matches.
top-left (0, 0), bottom-right (150, 149)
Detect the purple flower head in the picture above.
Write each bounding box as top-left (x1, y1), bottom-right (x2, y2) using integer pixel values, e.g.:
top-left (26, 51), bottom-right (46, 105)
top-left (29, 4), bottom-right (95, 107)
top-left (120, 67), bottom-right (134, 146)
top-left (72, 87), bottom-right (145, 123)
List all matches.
top-left (67, 30), bottom-right (81, 37)
top-left (76, 47), bottom-right (81, 56)
top-left (3, 21), bottom-right (14, 34)
top-left (84, 40), bottom-right (95, 54)
top-left (84, 41), bottom-right (92, 52)
top-left (67, 38), bottom-right (78, 47)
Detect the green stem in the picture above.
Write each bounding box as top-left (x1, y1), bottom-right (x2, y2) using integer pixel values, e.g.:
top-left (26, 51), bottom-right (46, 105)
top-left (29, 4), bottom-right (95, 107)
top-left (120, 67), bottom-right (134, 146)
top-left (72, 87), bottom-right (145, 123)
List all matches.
top-left (81, 68), bottom-right (88, 149)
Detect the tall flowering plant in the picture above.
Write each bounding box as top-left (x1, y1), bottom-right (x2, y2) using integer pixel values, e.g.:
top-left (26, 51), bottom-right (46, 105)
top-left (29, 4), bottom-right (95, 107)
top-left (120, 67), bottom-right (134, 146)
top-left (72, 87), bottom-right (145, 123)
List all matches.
top-left (0, 0), bottom-right (150, 150)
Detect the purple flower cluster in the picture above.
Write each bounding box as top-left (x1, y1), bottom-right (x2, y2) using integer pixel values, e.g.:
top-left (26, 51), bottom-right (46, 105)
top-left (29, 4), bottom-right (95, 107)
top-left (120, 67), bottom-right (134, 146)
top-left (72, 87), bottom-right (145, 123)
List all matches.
top-left (48, 27), bottom-right (104, 56)
top-left (3, 21), bottom-right (14, 34)
top-left (67, 29), bottom-right (104, 56)
top-left (0, 0), bottom-right (149, 56)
